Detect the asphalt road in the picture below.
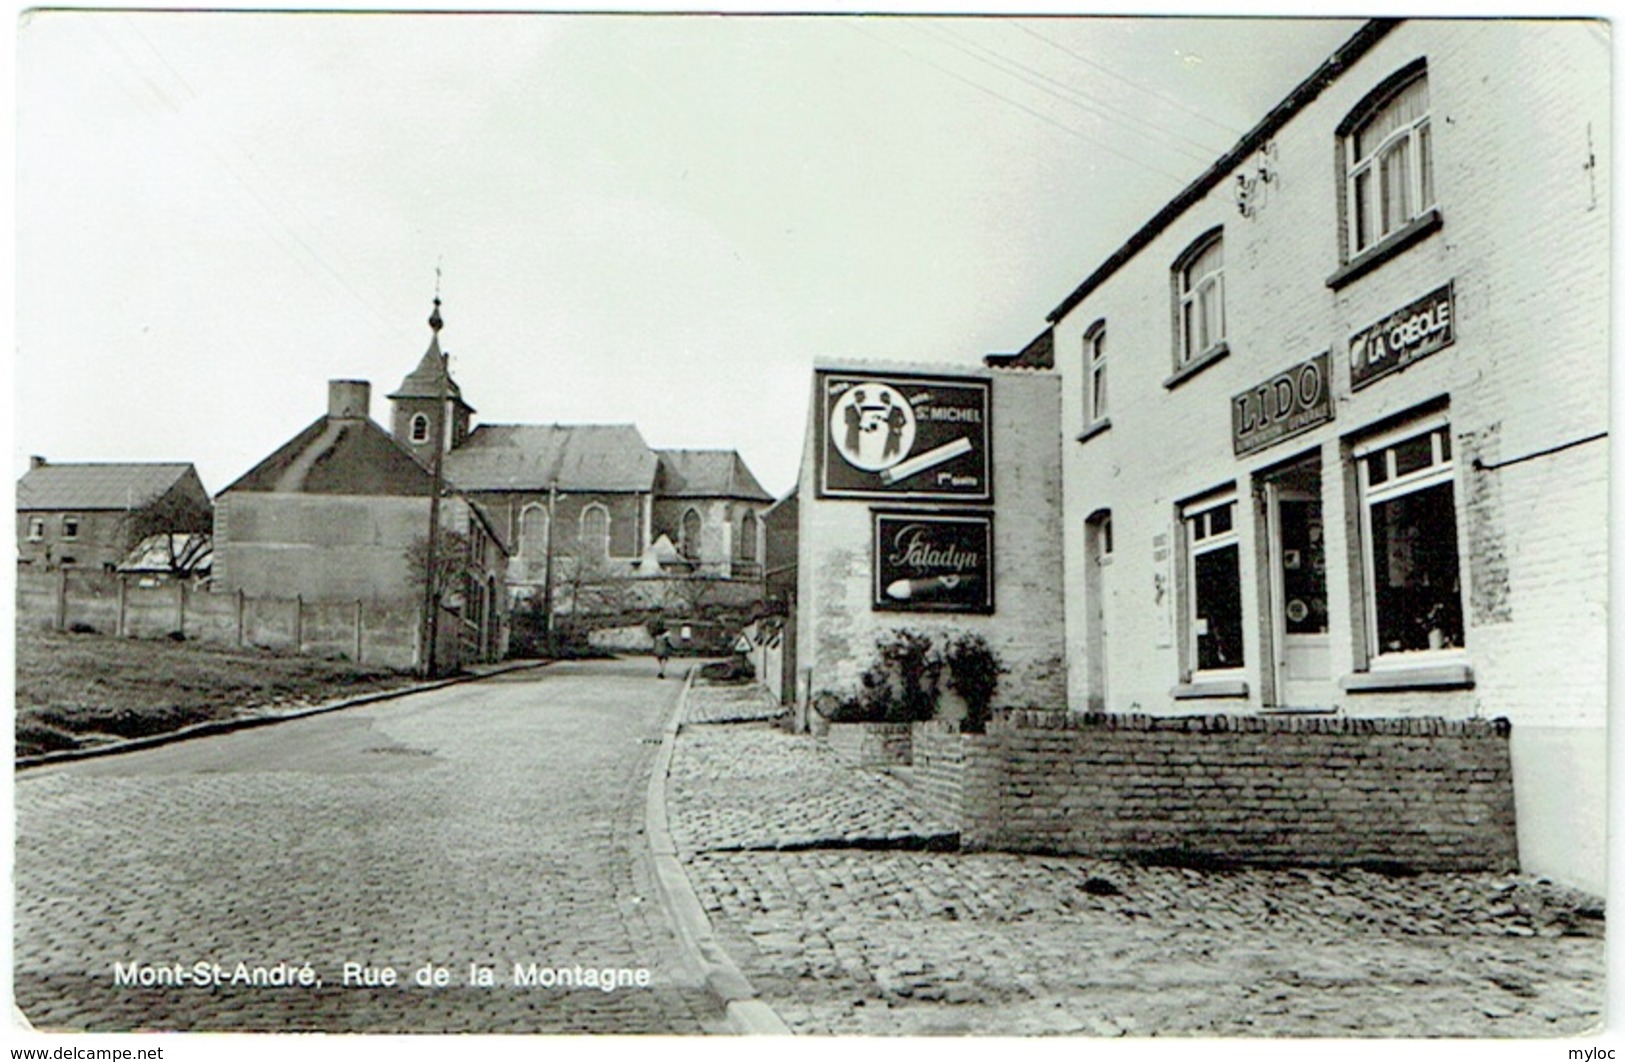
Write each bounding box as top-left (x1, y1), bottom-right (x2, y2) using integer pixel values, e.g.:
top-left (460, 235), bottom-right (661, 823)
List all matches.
top-left (13, 657), bottom-right (724, 1034)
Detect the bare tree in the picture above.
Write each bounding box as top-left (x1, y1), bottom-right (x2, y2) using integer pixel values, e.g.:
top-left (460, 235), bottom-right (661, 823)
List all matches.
top-left (665, 572), bottom-right (725, 618)
top-left (404, 528), bottom-right (474, 611)
top-left (121, 488), bottom-right (213, 554)
top-left (551, 547), bottom-right (632, 622)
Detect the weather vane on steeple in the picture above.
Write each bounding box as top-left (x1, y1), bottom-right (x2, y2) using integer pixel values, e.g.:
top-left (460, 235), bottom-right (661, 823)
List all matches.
top-left (429, 261), bottom-right (444, 334)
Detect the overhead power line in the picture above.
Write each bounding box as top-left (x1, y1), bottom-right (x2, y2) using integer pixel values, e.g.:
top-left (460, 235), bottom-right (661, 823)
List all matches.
top-left (918, 21), bottom-right (1230, 166)
top-left (1010, 22), bottom-right (1249, 141)
top-left (851, 22), bottom-right (1194, 188)
top-left (95, 16), bottom-right (402, 339)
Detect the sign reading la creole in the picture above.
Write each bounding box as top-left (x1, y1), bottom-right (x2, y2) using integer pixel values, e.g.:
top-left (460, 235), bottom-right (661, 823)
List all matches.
top-left (1349, 281), bottom-right (1456, 390)
top-left (872, 511), bottom-right (994, 614)
top-left (1232, 351), bottom-right (1334, 456)
top-left (817, 371), bottom-right (992, 501)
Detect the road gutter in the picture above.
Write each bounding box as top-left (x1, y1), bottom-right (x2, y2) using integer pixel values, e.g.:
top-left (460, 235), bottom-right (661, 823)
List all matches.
top-left (16, 659), bottom-right (554, 771)
top-left (645, 666), bottom-right (793, 1035)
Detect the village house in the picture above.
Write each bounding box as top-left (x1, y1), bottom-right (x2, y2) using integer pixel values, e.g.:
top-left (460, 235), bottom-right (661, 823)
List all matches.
top-left (777, 19), bottom-right (1604, 894)
top-left (16, 458), bottom-right (212, 571)
top-left (210, 371), bottom-right (510, 668)
top-left (788, 360), bottom-right (1068, 722)
top-left (1005, 19), bottom-right (1606, 891)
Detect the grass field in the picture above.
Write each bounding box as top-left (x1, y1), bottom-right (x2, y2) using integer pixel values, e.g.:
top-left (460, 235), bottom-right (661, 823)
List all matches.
top-left (15, 628), bottom-right (420, 759)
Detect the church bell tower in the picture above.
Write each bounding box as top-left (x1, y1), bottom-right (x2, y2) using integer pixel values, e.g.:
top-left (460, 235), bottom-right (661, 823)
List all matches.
top-left (389, 297), bottom-right (474, 466)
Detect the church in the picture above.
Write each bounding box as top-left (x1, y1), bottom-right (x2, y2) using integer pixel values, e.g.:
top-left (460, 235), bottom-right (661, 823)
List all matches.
top-left (214, 299), bottom-right (775, 654)
top-left (383, 301), bottom-right (776, 610)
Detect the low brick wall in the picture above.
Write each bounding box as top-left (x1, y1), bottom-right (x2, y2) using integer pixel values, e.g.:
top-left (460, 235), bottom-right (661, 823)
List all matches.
top-left (939, 711), bottom-right (1517, 872)
top-left (827, 722), bottom-right (913, 767)
top-left (911, 720), bottom-right (966, 826)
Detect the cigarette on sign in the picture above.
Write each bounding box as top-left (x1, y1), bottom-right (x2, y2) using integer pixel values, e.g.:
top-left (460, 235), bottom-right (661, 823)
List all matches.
top-left (886, 574), bottom-right (978, 600)
top-left (879, 436), bottom-right (973, 485)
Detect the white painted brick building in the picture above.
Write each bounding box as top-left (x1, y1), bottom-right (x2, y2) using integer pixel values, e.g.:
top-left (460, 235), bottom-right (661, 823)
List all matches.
top-left (1022, 20), bottom-right (1607, 891)
top-left (792, 362), bottom-right (1068, 719)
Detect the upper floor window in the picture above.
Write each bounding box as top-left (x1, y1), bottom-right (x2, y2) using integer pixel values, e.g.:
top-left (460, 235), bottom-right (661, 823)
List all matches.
top-left (27, 516), bottom-right (44, 541)
top-left (1344, 65), bottom-right (1434, 257)
top-left (61, 515), bottom-right (81, 540)
top-left (1175, 229), bottom-right (1225, 367)
top-left (1084, 320), bottom-right (1108, 424)
top-left (410, 413), bottom-right (430, 444)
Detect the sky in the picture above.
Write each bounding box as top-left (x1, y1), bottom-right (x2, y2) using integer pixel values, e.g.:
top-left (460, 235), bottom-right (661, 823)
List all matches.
top-left (13, 10), bottom-right (1375, 500)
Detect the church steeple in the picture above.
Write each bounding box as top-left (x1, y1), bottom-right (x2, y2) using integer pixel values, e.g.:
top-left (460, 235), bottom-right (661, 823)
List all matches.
top-left (389, 294), bottom-right (475, 465)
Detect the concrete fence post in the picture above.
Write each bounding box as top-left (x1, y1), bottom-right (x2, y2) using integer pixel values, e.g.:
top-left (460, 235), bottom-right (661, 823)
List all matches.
top-left (55, 567), bottom-right (68, 631)
top-left (294, 594), bottom-right (304, 654)
top-left (236, 589), bottom-right (246, 648)
top-left (176, 580), bottom-right (187, 638)
top-left (354, 600), bottom-right (364, 663)
top-left (116, 575), bottom-right (128, 638)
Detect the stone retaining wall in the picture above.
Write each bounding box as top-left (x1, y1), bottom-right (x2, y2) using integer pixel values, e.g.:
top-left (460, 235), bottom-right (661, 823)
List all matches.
top-left (924, 711), bottom-right (1518, 871)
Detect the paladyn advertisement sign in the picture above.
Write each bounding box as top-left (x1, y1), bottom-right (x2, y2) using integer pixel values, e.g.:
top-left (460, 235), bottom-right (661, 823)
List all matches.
top-left (872, 511), bottom-right (994, 614)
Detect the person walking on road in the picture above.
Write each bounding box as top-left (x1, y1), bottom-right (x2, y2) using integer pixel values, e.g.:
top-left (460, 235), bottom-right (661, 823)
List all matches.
top-left (653, 628), bottom-right (673, 679)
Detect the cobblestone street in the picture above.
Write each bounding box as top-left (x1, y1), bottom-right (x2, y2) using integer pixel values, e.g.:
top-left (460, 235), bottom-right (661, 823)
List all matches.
top-left (670, 683), bottom-right (1607, 1037)
top-left (14, 659), bottom-right (723, 1034)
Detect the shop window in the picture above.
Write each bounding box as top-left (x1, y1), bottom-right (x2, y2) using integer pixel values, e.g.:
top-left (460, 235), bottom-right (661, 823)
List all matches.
top-left (1183, 494), bottom-right (1244, 674)
top-left (61, 515), bottom-right (81, 540)
top-left (1342, 63), bottom-right (1435, 259)
top-left (1355, 417), bottom-right (1464, 660)
top-left (27, 516), bottom-right (44, 541)
top-left (1174, 229), bottom-right (1225, 370)
top-left (1084, 320), bottom-right (1108, 425)
top-left (410, 413), bottom-right (430, 444)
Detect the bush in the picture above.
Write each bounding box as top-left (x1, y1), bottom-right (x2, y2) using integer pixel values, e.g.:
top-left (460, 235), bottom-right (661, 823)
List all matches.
top-left (844, 629), bottom-right (942, 724)
top-left (698, 656), bottom-right (755, 683)
top-left (944, 633), bottom-right (1004, 733)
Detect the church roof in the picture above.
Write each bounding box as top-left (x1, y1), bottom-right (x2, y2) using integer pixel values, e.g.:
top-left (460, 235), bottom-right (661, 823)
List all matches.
top-left (17, 462), bottom-right (201, 511)
top-left (444, 424), bottom-right (659, 493)
top-left (654, 449), bottom-right (772, 501)
top-left (221, 415), bottom-right (436, 496)
top-left (388, 333), bottom-right (473, 410)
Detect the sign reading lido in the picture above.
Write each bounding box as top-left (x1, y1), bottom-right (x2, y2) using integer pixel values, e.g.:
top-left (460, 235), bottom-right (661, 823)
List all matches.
top-left (818, 371), bottom-right (991, 501)
top-left (1349, 281), bottom-right (1455, 390)
top-left (873, 511), bottom-right (993, 614)
top-left (1232, 351), bottom-right (1334, 456)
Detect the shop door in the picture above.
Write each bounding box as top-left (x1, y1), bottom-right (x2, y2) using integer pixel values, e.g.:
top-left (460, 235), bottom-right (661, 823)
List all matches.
top-left (1266, 480), bottom-right (1334, 708)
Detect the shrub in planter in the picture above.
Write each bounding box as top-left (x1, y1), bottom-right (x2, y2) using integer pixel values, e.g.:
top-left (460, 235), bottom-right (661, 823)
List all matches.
top-left (944, 632), bottom-right (1004, 733)
top-left (854, 629), bottom-right (941, 724)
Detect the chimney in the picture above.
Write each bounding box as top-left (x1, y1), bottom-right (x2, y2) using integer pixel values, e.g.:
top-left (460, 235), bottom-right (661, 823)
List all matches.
top-left (328, 380), bottom-right (371, 420)
top-left (29, 455), bottom-right (46, 470)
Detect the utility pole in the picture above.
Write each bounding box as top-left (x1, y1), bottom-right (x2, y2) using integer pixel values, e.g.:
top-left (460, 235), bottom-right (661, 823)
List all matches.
top-left (541, 483), bottom-right (557, 654)
top-left (418, 293), bottom-right (447, 678)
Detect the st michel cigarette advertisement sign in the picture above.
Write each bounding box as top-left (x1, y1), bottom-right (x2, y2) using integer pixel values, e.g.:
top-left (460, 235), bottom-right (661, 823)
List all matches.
top-left (817, 372), bottom-right (992, 501)
top-left (1349, 281), bottom-right (1455, 390)
top-left (872, 511), bottom-right (994, 614)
